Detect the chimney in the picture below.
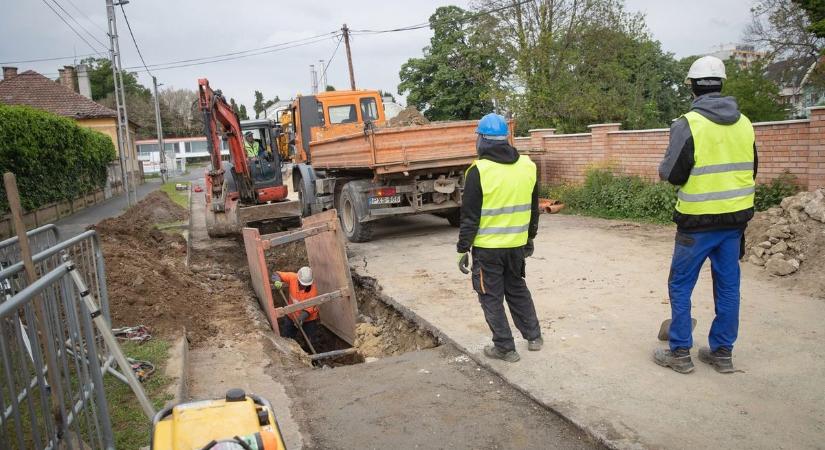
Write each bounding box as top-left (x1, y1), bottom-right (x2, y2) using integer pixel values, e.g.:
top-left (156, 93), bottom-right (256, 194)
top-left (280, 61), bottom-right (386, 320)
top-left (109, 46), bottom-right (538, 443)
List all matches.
top-left (77, 64), bottom-right (92, 99)
top-left (61, 65), bottom-right (78, 92)
top-left (2, 67), bottom-right (17, 80)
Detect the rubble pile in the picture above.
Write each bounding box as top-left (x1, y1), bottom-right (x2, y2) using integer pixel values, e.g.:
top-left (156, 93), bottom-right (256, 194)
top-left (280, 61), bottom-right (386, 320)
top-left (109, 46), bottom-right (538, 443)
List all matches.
top-left (385, 106), bottom-right (430, 127)
top-left (745, 188), bottom-right (825, 277)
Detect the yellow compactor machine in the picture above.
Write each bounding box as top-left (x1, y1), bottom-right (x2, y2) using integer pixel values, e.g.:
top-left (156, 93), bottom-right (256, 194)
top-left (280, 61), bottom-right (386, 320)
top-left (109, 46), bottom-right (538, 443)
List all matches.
top-left (151, 389), bottom-right (286, 450)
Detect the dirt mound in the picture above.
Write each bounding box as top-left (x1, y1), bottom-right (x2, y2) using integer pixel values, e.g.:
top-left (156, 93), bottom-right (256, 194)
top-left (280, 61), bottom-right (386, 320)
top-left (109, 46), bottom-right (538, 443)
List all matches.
top-left (385, 106), bottom-right (430, 127)
top-left (745, 188), bottom-right (825, 297)
top-left (99, 191), bottom-right (248, 344)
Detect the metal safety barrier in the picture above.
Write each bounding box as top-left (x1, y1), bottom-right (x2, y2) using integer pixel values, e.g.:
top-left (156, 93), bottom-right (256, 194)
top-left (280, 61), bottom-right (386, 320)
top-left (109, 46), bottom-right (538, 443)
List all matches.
top-left (0, 230), bottom-right (124, 449)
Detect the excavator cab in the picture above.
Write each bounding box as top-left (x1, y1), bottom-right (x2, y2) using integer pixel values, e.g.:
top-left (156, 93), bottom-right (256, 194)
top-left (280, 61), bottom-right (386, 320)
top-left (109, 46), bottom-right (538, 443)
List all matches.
top-left (239, 119), bottom-right (285, 202)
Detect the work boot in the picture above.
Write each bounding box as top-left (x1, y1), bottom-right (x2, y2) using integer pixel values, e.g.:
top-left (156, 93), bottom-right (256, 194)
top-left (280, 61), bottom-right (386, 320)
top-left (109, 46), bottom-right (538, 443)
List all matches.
top-left (483, 345), bottom-right (520, 363)
top-left (653, 348), bottom-right (694, 374)
top-left (698, 347), bottom-right (735, 374)
top-left (528, 336), bottom-right (543, 351)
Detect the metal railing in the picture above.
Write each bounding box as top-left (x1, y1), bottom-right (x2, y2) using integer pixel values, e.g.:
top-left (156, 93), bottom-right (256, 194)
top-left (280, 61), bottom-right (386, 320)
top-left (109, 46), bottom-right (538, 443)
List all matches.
top-left (0, 230), bottom-right (119, 449)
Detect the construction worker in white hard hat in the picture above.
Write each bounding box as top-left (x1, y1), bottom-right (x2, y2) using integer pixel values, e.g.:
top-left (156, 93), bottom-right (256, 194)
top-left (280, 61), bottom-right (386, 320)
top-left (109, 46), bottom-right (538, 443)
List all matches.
top-left (271, 266), bottom-right (320, 345)
top-left (654, 55), bottom-right (758, 375)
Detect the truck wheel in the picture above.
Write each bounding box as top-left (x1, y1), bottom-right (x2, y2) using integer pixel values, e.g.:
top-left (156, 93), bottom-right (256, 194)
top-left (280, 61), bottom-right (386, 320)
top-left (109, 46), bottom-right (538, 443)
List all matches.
top-left (446, 208), bottom-right (461, 227)
top-left (339, 183), bottom-right (373, 242)
top-left (297, 178), bottom-right (312, 217)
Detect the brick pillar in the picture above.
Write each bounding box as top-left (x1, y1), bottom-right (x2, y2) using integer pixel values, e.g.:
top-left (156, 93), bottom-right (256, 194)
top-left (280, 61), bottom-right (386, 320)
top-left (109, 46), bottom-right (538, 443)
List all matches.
top-left (587, 123), bottom-right (621, 162)
top-left (527, 129), bottom-right (554, 184)
top-left (528, 128), bottom-right (555, 152)
top-left (808, 107), bottom-right (825, 191)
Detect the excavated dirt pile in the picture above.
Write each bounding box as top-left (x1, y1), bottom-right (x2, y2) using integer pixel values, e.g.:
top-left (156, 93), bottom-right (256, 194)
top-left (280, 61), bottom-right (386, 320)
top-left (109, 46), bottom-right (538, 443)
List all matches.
top-left (385, 106), bottom-right (430, 127)
top-left (96, 191), bottom-right (248, 345)
top-left (745, 188), bottom-right (825, 295)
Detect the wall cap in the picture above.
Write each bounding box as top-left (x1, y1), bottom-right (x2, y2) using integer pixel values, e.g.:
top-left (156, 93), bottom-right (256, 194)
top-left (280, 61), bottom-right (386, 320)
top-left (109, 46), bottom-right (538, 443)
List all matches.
top-left (587, 123), bottom-right (622, 129)
top-left (514, 136), bottom-right (530, 140)
top-left (545, 133), bottom-right (592, 138)
top-left (528, 128), bottom-right (556, 133)
top-left (808, 106), bottom-right (825, 112)
top-left (752, 119), bottom-right (810, 126)
top-left (607, 128), bottom-right (669, 135)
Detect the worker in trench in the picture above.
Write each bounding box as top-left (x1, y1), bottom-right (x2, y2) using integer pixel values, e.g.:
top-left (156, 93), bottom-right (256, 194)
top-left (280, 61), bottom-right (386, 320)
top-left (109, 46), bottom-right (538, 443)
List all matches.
top-left (654, 55), bottom-right (758, 374)
top-left (456, 113), bottom-right (542, 363)
top-left (271, 267), bottom-right (321, 348)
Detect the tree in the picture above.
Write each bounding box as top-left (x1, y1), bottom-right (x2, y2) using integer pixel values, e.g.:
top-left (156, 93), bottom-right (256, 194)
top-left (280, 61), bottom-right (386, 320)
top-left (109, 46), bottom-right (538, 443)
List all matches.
top-left (398, 6), bottom-right (510, 121)
top-left (80, 57), bottom-right (150, 101)
top-left (325, 85), bottom-right (336, 91)
top-left (722, 59), bottom-right (786, 122)
top-left (793, 0), bottom-right (825, 39)
top-left (475, 0), bottom-right (688, 132)
top-left (253, 90), bottom-right (281, 118)
top-left (230, 98), bottom-right (240, 116)
top-left (747, 0), bottom-right (824, 59)
top-left (238, 104), bottom-right (249, 120)
top-left (158, 87), bottom-right (202, 137)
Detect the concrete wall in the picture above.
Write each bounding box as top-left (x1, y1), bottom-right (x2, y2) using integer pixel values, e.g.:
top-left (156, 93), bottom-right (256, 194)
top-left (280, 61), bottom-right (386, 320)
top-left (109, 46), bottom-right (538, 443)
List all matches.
top-left (514, 106), bottom-right (825, 191)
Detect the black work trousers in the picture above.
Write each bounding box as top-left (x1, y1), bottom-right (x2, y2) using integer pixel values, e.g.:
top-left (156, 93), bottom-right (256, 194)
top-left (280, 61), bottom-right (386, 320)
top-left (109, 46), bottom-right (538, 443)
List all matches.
top-left (471, 247), bottom-right (541, 352)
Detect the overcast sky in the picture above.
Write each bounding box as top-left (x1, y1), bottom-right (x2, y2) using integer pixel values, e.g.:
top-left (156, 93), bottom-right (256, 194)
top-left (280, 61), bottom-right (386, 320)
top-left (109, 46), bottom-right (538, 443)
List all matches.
top-left (1, 0), bottom-right (754, 109)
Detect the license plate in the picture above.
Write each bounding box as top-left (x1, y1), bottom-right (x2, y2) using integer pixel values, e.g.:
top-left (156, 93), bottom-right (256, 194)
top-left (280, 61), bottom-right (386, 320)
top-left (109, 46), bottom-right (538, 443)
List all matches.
top-left (368, 195), bottom-right (401, 205)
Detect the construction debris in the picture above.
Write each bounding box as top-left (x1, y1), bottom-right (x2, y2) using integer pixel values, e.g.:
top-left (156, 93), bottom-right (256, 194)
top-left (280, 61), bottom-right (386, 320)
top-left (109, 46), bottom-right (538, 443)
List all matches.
top-left (745, 189), bottom-right (825, 281)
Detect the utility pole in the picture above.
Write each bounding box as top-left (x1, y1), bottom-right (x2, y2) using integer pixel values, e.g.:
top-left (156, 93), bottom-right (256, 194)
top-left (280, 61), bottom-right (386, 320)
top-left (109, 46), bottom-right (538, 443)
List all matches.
top-left (318, 59), bottom-right (327, 90)
top-left (342, 24), bottom-right (356, 90)
top-left (106, 0), bottom-right (136, 206)
top-left (310, 64), bottom-right (318, 94)
top-left (152, 76), bottom-right (167, 183)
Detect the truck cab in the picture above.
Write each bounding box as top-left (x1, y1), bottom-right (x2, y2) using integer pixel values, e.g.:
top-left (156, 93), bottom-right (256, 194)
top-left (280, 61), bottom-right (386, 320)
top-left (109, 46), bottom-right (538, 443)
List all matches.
top-left (283, 90), bottom-right (386, 164)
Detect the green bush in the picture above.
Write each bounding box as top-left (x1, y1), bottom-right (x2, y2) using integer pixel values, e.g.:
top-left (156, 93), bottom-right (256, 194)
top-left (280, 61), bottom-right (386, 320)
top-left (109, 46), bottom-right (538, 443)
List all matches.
top-left (544, 168), bottom-right (802, 223)
top-left (0, 105), bottom-right (116, 212)
top-left (754, 172), bottom-right (799, 211)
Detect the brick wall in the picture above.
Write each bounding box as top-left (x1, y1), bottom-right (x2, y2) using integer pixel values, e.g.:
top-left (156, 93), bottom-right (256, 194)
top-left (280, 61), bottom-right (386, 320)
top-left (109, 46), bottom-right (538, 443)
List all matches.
top-left (515, 106), bottom-right (825, 191)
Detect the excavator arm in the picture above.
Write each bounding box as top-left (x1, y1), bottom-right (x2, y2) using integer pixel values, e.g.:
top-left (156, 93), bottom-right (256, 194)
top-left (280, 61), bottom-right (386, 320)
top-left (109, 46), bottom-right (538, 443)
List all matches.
top-left (198, 78), bottom-right (255, 208)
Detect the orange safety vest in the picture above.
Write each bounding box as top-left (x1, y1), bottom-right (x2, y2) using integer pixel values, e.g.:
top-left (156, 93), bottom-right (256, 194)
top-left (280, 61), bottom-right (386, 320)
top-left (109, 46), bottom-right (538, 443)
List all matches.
top-left (275, 271), bottom-right (320, 322)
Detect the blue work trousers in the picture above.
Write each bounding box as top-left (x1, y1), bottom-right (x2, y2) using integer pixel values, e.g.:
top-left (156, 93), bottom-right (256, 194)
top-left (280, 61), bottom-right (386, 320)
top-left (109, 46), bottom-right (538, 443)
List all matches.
top-left (668, 228), bottom-right (742, 352)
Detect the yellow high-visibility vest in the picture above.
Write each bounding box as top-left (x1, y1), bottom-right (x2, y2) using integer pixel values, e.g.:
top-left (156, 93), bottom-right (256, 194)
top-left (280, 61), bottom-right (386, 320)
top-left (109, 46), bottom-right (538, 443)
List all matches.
top-left (471, 155), bottom-right (536, 248)
top-left (676, 111), bottom-right (755, 215)
top-left (244, 141), bottom-right (260, 158)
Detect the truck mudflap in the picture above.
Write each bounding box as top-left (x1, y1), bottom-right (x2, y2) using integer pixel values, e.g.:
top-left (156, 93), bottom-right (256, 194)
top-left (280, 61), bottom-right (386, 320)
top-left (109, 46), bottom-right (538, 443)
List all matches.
top-left (242, 210), bottom-right (357, 344)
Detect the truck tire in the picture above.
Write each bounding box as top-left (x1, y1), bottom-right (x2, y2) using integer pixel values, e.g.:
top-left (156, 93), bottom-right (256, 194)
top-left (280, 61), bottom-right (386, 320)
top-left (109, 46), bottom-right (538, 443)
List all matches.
top-left (338, 182), bottom-right (373, 242)
top-left (297, 179), bottom-right (312, 217)
top-left (445, 208), bottom-right (461, 227)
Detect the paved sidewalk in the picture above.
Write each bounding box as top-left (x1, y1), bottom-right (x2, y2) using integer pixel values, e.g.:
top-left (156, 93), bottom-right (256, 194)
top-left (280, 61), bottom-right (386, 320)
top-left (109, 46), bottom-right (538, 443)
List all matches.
top-left (349, 214), bottom-right (825, 449)
top-left (55, 180), bottom-right (159, 238)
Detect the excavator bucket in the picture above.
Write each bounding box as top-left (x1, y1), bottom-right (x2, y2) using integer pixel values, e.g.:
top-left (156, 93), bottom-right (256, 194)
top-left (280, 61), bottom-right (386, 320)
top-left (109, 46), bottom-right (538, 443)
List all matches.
top-left (242, 210), bottom-right (357, 344)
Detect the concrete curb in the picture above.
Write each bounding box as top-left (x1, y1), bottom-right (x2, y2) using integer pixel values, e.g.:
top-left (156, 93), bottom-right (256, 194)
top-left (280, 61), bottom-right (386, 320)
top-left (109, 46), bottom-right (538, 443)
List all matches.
top-left (164, 328), bottom-right (189, 406)
top-left (353, 267), bottom-right (619, 450)
top-left (185, 186), bottom-right (193, 269)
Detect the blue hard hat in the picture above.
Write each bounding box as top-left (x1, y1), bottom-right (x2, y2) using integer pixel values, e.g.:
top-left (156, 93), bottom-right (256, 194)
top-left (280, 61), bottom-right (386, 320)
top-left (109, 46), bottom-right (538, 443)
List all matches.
top-left (476, 113), bottom-right (509, 137)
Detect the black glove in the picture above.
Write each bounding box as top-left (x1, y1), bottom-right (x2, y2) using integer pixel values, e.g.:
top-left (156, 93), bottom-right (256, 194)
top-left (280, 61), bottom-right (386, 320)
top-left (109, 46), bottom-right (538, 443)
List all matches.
top-left (524, 239), bottom-right (534, 257)
top-left (457, 252), bottom-right (470, 274)
top-left (296, 310), bottom-right (309, 325)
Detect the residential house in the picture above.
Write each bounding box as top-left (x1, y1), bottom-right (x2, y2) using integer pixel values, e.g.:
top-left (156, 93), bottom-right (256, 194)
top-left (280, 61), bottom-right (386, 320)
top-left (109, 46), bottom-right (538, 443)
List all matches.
top-left (765, 56), bottom-right (825, 119)
top-left (0, 66), bottom-right (142, 183)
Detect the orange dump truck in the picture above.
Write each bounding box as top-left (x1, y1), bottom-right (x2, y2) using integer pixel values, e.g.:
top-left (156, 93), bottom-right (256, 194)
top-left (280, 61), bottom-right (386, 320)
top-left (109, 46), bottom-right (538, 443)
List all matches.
top-left (281, 89), bottom-right (514, 242)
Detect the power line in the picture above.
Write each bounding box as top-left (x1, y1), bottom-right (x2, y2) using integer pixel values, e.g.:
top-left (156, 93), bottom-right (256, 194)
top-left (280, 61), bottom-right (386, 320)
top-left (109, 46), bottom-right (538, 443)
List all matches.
top-left (320, 35), bottom-right (344, 87)
top-left (118, 3), bottom-right (153, 77)
top-left (64, 0), bottom-right (108, 34)
top-left (49, 0), bottom-right (108, 50)
top-left (350, 0), bottom-right (533, 35)
top-left (0, 52), bottom-right (99, 65)
top-left (39, 0), bottom-right (106, 56)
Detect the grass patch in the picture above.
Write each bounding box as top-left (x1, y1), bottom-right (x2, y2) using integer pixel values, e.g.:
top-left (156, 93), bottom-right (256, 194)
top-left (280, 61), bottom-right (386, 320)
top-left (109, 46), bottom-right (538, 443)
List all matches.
top-left (106, 339), bottom-right (174, 449)
top-left (160, 182), bottom-right (190, 209)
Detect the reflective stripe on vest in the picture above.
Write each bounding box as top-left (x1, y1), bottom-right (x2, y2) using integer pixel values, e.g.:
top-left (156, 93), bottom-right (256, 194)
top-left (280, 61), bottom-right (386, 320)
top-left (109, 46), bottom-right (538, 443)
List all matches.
top-left (676, 111), bottom-right (755, 216)
top-left (472, 155), bottom-right (536, 248)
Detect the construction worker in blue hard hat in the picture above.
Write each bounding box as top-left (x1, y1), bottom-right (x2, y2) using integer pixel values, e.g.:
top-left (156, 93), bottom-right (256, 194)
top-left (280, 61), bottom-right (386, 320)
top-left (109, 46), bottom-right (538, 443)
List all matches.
top-left (456, 113), bottom-right (542, 363)
top-left (654, 55), bottom-right (758, 374)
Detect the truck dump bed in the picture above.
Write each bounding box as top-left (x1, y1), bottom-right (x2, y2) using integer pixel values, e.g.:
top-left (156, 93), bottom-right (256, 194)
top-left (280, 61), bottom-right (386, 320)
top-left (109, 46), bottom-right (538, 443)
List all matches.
top-left (309, 120), bottom-right (483, 175)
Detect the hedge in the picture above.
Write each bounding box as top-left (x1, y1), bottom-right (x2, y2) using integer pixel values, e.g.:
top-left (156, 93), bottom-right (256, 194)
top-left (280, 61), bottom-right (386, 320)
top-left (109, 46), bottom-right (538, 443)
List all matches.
top-left (0, 104), bottom-right (117, 212)
top-left (543, 168), bottom-right (801, 223)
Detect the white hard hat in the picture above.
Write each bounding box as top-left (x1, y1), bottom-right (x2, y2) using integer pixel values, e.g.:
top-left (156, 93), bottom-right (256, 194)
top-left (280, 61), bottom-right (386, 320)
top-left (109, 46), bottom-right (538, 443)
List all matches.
top-left (685, 56), bottom-right (727, 85)
top-left (297, 266), bottom-right (313, 287)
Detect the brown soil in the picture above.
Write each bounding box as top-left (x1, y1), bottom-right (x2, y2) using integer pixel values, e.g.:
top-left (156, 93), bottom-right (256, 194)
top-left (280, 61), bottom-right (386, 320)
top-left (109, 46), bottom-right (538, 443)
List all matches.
top-left (97, 191), bottom-right (250, 345)
top-left (385, 106), bottom-right (429, 127)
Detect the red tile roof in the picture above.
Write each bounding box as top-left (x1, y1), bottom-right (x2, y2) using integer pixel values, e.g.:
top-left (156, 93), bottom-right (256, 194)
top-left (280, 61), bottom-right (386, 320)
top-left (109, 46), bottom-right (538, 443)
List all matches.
top-left (0, 70), bottom-right (117, 119)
